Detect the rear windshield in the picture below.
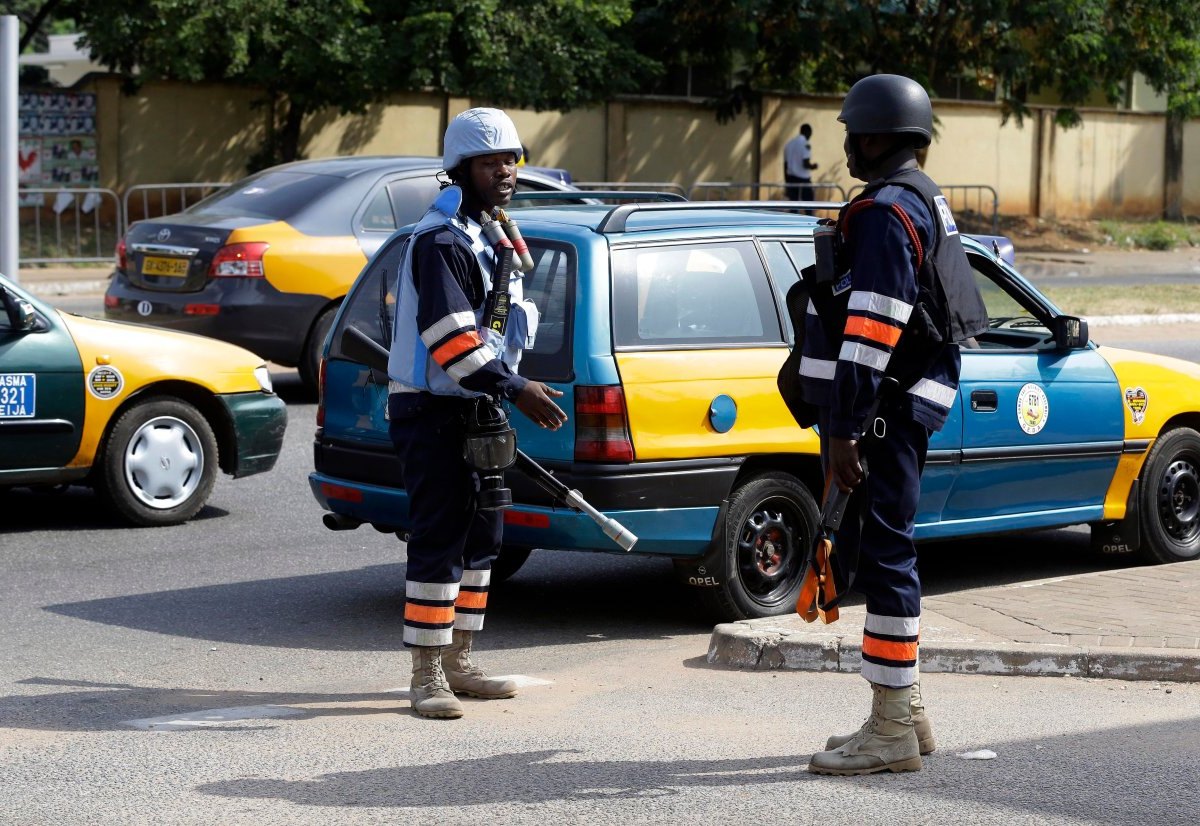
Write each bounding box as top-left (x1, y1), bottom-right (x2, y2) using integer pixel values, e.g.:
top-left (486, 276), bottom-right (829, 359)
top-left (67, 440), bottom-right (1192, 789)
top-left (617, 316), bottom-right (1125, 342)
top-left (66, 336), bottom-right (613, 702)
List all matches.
top-left (188, 171), bottom-right (342, 221)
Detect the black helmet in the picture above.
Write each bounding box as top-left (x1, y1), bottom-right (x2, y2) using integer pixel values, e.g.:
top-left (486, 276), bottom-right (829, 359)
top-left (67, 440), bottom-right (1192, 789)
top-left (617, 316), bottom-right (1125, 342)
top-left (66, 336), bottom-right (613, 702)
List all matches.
top-left (838, 74), bottom-right (933, 148)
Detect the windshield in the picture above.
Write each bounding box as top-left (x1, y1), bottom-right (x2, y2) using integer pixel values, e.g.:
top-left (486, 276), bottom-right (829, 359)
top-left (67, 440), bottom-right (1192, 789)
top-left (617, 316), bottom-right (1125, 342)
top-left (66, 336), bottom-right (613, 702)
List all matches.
top-left (188, 171), bottom-right (343, 221)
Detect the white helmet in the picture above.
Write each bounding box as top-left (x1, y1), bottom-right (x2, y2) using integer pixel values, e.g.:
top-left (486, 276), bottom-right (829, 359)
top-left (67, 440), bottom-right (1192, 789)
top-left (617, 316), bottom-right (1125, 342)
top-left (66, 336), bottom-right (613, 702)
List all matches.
top-left (442, 107), bottom-right (523, 173)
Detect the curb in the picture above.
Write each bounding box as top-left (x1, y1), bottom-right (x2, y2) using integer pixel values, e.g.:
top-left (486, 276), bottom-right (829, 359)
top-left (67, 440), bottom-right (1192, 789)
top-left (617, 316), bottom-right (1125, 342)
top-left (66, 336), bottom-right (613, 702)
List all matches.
top-left (706, 623), bottom-right (1200, 683)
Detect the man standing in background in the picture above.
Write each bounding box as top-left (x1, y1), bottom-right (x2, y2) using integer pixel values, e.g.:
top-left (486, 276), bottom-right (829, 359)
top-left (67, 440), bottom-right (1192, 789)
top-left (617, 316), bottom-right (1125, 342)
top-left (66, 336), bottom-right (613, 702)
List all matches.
top-left (784, 123), bottom-right (819, 203)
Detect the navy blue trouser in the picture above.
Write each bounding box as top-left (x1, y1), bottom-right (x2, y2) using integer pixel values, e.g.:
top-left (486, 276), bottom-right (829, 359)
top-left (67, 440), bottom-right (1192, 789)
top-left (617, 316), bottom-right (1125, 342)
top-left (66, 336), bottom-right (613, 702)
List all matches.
top-left (818, 406), bottom-right (930, 687)
top-left (388, 392), bottom-right (502, 647)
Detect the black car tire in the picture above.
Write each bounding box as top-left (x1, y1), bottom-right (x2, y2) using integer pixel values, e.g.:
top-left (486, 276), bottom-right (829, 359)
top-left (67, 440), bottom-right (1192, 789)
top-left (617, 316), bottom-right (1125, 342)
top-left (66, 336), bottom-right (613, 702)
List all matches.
top-left (697, 473), bottom-right (819, 621)
top-left (299, 305), bottom-right (338, 392)
top-left (1138, 426), bottom-right (1200, 563)
top-left (491, 545), bottom-right (533, 583)
top-left (98, 398), bottom-right (219, 527)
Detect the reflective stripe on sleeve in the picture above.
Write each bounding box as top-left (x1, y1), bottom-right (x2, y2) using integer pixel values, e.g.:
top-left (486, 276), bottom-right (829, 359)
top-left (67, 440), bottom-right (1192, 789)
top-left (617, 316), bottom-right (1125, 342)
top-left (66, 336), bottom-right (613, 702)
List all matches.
top-left (446, 347), bottom-right (496, 382)
top-left (844, 315), bottom-right (903, 347)
top-left (839, 340), bottom-right (891, 372)
top-left (799, 356), bottom-right (837, 380)
top-left (908, 377), bottom-right (957, 408)
top-left (420, 311), bottom-right (477, 348)
top-left (848, 291), bottom-right (913, 324)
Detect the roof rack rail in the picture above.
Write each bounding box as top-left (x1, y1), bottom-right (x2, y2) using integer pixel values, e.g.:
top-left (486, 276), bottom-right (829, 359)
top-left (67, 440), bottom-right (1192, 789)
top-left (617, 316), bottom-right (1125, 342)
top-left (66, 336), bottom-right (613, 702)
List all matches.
top-left (510, 190), bottom-right (687, 204)
top-left (595, 200), bottom-right (846, 233)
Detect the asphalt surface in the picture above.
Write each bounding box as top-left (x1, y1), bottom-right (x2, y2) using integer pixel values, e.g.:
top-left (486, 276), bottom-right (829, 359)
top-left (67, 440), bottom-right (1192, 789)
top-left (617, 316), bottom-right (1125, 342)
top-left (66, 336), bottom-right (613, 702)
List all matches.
top-left (10, 256), bottom-right (1200, 686)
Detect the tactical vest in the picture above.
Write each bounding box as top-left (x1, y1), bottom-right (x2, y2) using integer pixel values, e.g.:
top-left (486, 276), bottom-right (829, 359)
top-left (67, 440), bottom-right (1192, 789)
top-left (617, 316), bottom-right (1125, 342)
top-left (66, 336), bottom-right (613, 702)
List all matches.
top-left (386, 186), bottom-right (538, 398)
top-left (814, 167), bottom-right (988, 390)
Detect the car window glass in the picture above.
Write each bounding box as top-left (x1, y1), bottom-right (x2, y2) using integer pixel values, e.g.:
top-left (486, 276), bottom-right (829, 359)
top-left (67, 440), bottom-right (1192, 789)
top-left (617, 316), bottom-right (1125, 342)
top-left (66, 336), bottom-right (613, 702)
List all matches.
top-left (761, 240), bottom-right (801, 343)
top-left (612, 240), bottom-right (781, 347)
top-left (189, 171), bottom-right (341, 221)
top-left (388, 178), bottom-right (440, 228)
top-left (336, 246), bottom-right (400, 351)
top-left (360, 187), bottom-right (396, 232)
top-left (968, 254), bottom-right (1053, 350)
top-left (517, 239), bottom-right (575, 382)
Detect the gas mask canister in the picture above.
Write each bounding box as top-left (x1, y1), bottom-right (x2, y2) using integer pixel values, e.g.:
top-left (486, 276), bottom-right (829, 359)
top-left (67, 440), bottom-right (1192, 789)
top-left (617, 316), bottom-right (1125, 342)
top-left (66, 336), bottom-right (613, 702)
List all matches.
top-left (463, 396), bottom-right (517, 510)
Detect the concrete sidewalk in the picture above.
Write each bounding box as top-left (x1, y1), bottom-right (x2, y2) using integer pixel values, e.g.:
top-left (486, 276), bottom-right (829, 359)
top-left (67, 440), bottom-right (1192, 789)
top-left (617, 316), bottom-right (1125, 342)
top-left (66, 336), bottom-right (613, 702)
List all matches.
top-left (11, 265), bottom-right (111, 297)
top-left (707, 560), bottom-right (1200, 683)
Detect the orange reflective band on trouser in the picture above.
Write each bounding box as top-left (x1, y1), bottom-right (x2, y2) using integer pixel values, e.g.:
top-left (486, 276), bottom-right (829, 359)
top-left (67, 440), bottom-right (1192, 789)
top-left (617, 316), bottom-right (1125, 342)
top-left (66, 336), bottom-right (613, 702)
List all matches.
top-left (844, 315), bottom-right (902, 347)
top-left (862, 636), bottom-right (919, 663)
top-left (405, 602), bottom-right (455, 626)
top-left (455, 590), bottom-right (488, 611)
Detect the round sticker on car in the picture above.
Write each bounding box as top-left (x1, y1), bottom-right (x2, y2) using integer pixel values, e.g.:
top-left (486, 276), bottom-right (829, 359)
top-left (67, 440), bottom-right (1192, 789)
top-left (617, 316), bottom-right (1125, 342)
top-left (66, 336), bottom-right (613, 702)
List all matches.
top-left (1016, 383), bottom-right (1049, 435)
top-left (88, 365), bottom-right (124, 399)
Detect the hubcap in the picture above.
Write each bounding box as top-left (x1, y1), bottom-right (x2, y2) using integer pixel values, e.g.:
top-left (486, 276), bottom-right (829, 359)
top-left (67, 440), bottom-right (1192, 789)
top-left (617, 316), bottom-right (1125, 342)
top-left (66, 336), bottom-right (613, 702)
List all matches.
top-left (1158, 456), bottom-right (1200, 545)
top-left (123, 416), bottom-right (204, 509)
top-left (736, 495), bottom-right (805, 604)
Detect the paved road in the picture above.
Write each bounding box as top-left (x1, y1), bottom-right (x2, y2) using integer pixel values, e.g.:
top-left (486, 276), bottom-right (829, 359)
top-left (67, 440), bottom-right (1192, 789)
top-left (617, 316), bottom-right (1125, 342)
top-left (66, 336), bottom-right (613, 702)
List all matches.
top-left (3, 368), bottom-right (1199, 824)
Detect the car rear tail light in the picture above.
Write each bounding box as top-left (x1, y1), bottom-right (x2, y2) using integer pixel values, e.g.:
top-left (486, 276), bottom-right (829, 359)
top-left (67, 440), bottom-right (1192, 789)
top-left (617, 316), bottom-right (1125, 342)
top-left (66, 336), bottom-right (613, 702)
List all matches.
top-left (184, 304), bottom-right (220, 316)
top-left (316, 357), bottom-right (327, 428)
top-left (115, 236), bottom-right (127, 271)
top-left (210, 242), bottom-right (269, 277)
top-left (103, 294), bottom-right (118, 309)
top-left (574, 385), bottom-right (634, 462)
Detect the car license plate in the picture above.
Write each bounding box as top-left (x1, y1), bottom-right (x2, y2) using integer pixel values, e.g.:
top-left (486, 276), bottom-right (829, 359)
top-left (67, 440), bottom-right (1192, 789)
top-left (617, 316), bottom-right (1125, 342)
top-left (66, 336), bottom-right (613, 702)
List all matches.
top-left (0, 373), bottom-right (35, 418)
top-left (142, 255), bottom-right (190, 277)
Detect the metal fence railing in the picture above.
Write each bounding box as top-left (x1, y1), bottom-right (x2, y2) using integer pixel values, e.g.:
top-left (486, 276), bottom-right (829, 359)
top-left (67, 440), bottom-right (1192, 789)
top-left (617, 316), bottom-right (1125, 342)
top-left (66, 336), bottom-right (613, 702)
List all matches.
top-left (847, 183), bottom-right (999, 234)
top-left (17, 187), bottom-right (123, 265)
top-left (122, 182), bottom-right (231, 232)
top-left (689, 180), bottom-right (849, 202)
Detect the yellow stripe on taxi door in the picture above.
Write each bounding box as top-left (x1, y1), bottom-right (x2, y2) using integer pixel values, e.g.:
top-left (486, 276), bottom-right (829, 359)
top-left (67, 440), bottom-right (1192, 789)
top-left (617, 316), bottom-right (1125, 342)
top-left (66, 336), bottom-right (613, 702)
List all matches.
top-left (614, 348), bottom-right (820, 460)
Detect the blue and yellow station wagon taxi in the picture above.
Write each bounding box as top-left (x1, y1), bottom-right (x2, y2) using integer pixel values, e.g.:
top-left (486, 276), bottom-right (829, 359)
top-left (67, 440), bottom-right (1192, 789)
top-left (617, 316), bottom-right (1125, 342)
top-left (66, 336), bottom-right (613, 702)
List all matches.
top-left (1, 270), bottom-right (286, 526)
top-left (310, 198), bottom-right (1200, 621)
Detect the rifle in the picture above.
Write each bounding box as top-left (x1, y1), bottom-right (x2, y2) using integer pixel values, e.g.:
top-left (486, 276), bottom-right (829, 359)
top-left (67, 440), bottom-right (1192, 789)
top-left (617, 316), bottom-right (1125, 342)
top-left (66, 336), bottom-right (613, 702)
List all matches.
top-left (795, 378), bottom-right (898, 623)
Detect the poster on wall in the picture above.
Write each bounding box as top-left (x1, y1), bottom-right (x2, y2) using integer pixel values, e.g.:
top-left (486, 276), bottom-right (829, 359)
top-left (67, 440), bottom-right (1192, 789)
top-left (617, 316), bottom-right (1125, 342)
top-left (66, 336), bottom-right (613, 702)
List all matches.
top-left (17, 91), bottom-right (100, 188)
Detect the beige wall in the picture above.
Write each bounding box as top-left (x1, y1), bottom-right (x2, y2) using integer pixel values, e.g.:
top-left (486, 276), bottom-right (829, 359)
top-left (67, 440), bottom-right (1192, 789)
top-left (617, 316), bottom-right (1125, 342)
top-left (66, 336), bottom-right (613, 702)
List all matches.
top-left (106, 77), bottom-right (266, 186)
top-left (83, 75), bottom-right (1198, 220)
top-left (1051, 110), bottom-right (1165, 218)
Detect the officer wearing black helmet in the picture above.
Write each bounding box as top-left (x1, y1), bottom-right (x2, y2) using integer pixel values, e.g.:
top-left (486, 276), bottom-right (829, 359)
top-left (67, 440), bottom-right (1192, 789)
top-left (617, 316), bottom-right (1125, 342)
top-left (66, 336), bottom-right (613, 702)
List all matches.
top-left (798, 75), bottom-right (988, 775)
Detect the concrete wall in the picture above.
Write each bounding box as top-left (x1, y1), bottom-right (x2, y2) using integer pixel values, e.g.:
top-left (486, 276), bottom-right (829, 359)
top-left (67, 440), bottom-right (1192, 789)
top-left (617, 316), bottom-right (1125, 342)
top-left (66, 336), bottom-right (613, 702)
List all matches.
top-left (81, 75), bottom-right (1198, 220)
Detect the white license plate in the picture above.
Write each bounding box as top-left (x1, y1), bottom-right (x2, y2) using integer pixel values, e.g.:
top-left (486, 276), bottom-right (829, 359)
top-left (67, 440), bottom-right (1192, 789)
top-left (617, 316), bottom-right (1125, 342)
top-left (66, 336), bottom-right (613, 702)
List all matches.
top-left (0, 373), bottom-right (35, 418)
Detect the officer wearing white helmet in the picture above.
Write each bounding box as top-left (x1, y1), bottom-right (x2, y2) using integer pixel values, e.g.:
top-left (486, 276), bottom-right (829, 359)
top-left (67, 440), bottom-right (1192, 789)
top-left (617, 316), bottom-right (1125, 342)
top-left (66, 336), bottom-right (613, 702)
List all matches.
top-left (383, 107), bottom-right (566, 719)
top-left (795, 75), bottom-right (987, 774)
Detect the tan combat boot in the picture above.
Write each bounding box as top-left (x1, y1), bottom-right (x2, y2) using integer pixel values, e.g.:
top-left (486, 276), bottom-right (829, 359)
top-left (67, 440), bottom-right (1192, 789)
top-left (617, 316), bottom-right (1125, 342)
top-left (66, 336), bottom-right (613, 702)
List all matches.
top-left (442, 629), bottom-right (518, 699)
top-left (824, 678), bottom-right (936, 755)
top-left (409, 645), bottom-right (464, 719)
top-left (808, 683), bottom-right (923, 775)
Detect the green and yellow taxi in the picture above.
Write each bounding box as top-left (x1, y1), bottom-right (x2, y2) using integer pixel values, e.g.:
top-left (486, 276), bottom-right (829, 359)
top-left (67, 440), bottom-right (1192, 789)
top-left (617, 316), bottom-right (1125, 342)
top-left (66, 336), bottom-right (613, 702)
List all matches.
top-left (311, 198), bottom-right (1200, 621)
top-left (2, 270), bottom-right (286, 526)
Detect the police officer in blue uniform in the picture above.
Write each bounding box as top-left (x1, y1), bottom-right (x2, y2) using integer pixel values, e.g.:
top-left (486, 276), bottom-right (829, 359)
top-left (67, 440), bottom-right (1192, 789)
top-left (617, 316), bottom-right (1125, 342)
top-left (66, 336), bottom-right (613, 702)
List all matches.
top-left (386, 108), bottom-right (567, 719)
top-left (798, 75), bottom-right (988, 774)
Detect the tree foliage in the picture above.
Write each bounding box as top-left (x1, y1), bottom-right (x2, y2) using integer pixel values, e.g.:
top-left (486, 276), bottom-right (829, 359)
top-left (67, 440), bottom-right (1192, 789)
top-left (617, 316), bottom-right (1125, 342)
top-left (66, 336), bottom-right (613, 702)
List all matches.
top-left (630, 0), bottom-right (1200, 126)
top-left (57, 0), bottom-right (653, 167)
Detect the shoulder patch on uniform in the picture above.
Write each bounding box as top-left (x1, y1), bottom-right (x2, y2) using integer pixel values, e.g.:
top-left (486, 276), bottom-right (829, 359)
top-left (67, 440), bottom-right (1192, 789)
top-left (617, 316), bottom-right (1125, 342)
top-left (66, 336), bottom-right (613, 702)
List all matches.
top-left (933, 195), bottom-right (959, 236)
top-left (870, 184), bottom-right (906, 207)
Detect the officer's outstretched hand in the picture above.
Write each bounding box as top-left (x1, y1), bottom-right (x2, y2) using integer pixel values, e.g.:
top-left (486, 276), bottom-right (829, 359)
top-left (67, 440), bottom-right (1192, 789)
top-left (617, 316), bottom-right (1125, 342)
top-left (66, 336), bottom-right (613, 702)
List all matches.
top-left (829, 437), bottom-right (863, 492)
top-left (516, 381), bottom-right (567, 430)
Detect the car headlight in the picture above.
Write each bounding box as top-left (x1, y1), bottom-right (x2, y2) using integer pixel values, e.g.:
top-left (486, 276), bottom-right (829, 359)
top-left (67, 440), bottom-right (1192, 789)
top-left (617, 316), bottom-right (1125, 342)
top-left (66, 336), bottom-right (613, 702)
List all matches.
top-left (254, 365), bottom-right (273, 394)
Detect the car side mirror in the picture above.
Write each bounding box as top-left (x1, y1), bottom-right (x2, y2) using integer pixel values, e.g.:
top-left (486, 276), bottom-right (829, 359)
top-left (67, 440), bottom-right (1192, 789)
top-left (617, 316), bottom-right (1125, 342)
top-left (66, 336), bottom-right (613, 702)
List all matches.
top-left (1, 288), bottom-right (37, 332)
top-left (1053, 315), bottom-right (1089, 350)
